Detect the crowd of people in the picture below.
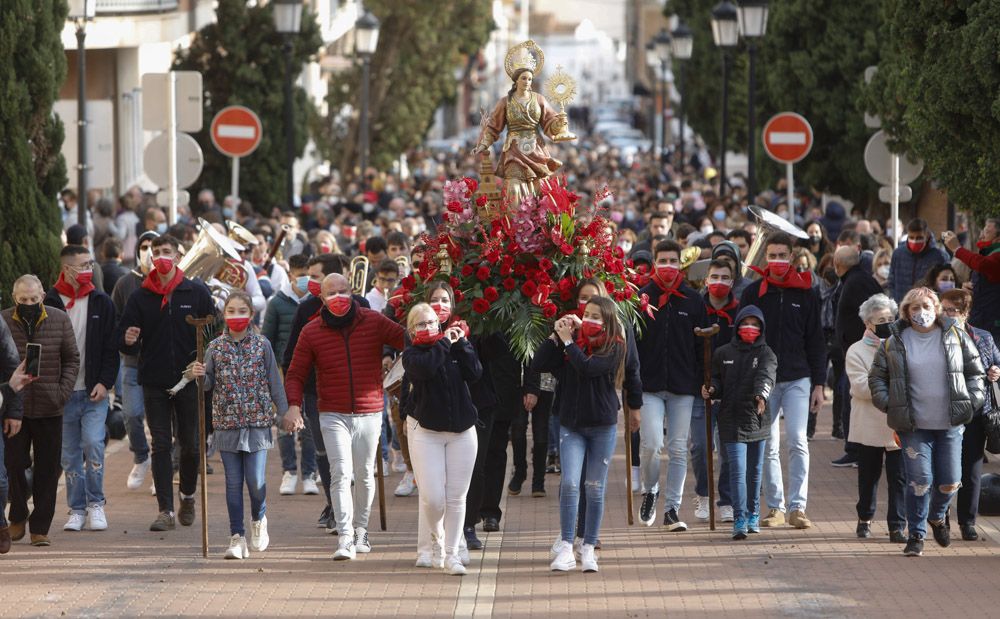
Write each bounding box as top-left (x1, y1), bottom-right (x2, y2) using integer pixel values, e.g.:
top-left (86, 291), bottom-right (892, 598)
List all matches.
top-left (1, 137), bottom-right (998, 569)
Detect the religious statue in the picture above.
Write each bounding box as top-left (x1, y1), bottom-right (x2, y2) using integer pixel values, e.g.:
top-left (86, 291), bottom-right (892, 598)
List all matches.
top-left (473, 40), bottom-right (578, 203)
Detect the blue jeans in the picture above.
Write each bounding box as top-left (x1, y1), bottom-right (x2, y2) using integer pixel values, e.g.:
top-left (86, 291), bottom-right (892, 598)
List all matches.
top-left (639, 390), bottom-right (694, 511)
top-left (220, 449), bottom-right (268, 536)
top-left (0, 429), bottom-right (7, 528)
top-left (277, 423), bottom-right (317, 477)
top-left (898, 427), bottom-right (963, 539)
top-left (558, 424), bottom-right (617, 546)
top-left (763, 377), bottom-right (811, 512)
top-left (121, 364), bottom-right (149, 464)
top-left (690, 397), bottom-right (732, 506)
top-left (61, 390), bottom-right (109, 513)
top-left (548, 410), bottom-right (560, 455)
top-left (725, 440), bottom-right (766, 522)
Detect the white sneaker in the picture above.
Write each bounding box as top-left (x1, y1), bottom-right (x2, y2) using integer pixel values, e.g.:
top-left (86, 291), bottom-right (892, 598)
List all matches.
top-left (580, 543), bottom-right (599, 573)
top-left (354, 527), bottom-right (371, 554)
top-left (64, 513), bottom-right (86, 532)
top-left (127, 459), bottom-right (151, 490)
top-left (86, 504), bottom-right (108, 531)
top-left (224, 534), bottom-right (249, 559)
top-left (394, 471), bottom-right (417, 497)
top-left (250, 516), bottom-right (269, 552)
top-left (694, 496), bottom-right (710, 521)
top-left (390, 450), bottom-right (407, 474)
top-left (301, 474), bottom-right (319, 495)
top-left (550, 540), bottom-right (576, 571)
top-left (631, 466), bottom-right (640, 492)
top-left (279, 471), bottom-right (298, 495)
top-left (444, 555), bottom-right (467, 576)
top-left (150, 483), bottom-right (156, 496)
top-left (415, 553), bottom-right (434, 568)
top-left (573, 538), bottom-right (583, 561)
top-left (719, 505), bottom-right (735, 523)
top-left (458, 544), bottom-right (470, 566)
top-left (333, 534), bottom-right (356, 561)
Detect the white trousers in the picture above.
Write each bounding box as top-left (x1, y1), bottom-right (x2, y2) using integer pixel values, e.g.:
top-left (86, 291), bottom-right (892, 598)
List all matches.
top-left (319, 412), bottom-right (382, 537)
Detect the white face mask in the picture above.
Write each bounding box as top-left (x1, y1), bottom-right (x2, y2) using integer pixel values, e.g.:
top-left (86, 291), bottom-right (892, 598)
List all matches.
top-left (876, 265), bottom-right (890, 279)
top-left (700, 225), bottom-right (713, 235)
top-left (910, 308), bottom-right (936, 328)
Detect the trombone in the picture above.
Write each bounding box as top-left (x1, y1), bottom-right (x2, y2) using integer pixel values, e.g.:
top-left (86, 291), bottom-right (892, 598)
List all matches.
top-left (350, 255), bottom-right (370, 296)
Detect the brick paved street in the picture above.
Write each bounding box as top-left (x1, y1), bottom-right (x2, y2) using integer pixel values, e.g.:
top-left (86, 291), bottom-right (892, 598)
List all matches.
top-left (3, 406), bottom-right (1000, 618)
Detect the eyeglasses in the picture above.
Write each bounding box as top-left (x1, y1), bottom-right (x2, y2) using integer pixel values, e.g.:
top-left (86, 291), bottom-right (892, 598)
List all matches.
top-left (70, 261), bottom-right (96, 271)
top-left (941, 307), bottom-right (963, 315)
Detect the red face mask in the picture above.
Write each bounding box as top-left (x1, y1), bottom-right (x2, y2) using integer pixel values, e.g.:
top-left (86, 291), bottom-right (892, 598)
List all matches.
top-left (307, 280), bottom-right (322, 297)
top-left (430, 301), bottom-right (451, 323)
top-left (655, 264), bottom-right (679, 285)
top-left (74, 269), bottom-right (94, 286)
top-left (412, 325), bottom-right (443, 346)
top-left (581, 318), bottom-right (604, 338)
top-left (577, 300), bottom-right (589, 315)
top-left (707, 282), bottom-right (731, 298)
top-left (326, 293), bottom-right (352, 316)
top-left (907, 240), bottom-right (926, 254)
top-left (767, 259), bottom-right (791, 278)
top-left (225, 316), bottom-right (251, 332)
top-left (153, 256), bottom-right (174, 275)
top-left (738, 324), bottom-right (761, 344)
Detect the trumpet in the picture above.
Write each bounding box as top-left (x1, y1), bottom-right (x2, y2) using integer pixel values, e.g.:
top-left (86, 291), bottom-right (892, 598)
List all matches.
top-left (350, 255), bottom-right (370, 296)
top-left (394, 255), bottom-right (411, 279)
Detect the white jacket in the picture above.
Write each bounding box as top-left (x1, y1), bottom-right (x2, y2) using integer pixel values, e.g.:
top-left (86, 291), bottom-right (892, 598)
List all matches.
top-left (846, 337), bottom-right (899, 450)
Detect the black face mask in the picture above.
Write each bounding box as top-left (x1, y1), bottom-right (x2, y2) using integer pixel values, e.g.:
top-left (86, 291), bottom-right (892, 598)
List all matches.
top-left (874, 322), bottom-right (892, 339)
top-left (17, 302), bottom-right (41, 324)
top-left (809, 234), bottom-right (822, 245)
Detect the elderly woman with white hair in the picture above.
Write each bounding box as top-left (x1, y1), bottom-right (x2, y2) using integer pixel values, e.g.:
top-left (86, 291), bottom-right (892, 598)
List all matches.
top-left (846, 293), bottom-right (905, 543)
top-left (869, 287), bottom-right (986, 557)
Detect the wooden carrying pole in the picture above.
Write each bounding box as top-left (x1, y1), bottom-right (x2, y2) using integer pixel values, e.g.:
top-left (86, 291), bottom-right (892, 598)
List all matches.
top-left (695, 324), bottom-right (720, 531)
top-left (623, 403), bottom-right (634, 526)
top-left (375, 451), bottom-right (387, 531)
top-left (186, 315), bottom-right (214, 557)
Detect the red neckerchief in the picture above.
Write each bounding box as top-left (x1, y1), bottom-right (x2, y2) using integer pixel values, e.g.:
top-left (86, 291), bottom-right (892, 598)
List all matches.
top-left (53, 272), bottom-right (94, 309)
top-left (706, 296), bottom-right (739, 325)
top-left (748, 265), bottom-right (812, 296)
top-left (651, 272), bottom-right (687, 308)
top-left (142, 268), bottom-right (185, 310)
top-left (575, 331), bottom-right (608, 355)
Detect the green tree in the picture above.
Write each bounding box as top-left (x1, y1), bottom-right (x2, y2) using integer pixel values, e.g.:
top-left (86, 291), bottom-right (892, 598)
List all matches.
top-left (669, 0), bottom-right (881, 206)
top-left (319, 0), bottom-right (494, 177)
top-left (172, 0), bottom-right (322, 213)
top-left (863, 0), bottom-right (1000, 221)
top-left (0, 0), bottom-right (67, 304)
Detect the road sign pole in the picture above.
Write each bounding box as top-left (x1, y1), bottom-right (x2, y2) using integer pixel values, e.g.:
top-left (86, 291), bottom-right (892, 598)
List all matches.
top-left (786, 163), bottom-right (794, 220)
top-left (891, 153), bottom-right (899, 246)
top-left (231, 156), bottom-right (240, 206)
top-left (168, 71), bottom-right (178, 225)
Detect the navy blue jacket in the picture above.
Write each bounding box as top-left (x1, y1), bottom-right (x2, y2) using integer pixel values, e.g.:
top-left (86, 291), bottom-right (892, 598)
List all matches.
top-left (636, 281), bottom-right (707, 395)
top-left (403, 337), bottom-right (482, 433)
top-left (740, 278), bottom-right (826, 387)
top-left (531, 337), bottom-right (622, 430)
top-left (888, 235), bottom-right (948, 302)
top-left (44, 287), bottom-right (120, 392)
top-left (117, 277), bottom-right (216, 388)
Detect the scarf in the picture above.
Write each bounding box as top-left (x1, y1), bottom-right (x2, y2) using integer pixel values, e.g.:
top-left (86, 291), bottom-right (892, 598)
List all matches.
top-left (651, 271), bottom-right (687, 309)
top-left (706, 296), bottom-right (739, 325)
top-left (575, 331), bottom-right (609, 356)
top-left (748, 264), bottom-right (812, 296)
top-left (52, 272), bottom-right (94, 309)
top-left (141, 267), bottom-right (185, 310)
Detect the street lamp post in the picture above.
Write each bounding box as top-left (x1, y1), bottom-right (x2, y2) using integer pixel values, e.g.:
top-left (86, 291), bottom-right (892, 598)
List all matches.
top-left (273, 0), bottom-right (303, 210)
top-left (355, 10), bottom-right (380, 186)
top-left (67, 0), bottom-right (95, 229)
top-left (711, 1), bottom-right (739, 196)
top-left (670, 22), bottom-right (693, 170)
top-left (738, 1), bottom-right (769, 201)
top-left (653, 28), bottom-right (672, 163)
top-left (645, 42), bottom-right (660, 154)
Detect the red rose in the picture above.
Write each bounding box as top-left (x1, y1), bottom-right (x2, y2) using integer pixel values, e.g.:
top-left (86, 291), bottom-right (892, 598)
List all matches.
top-left (446, 201), bottom-right (463, 214)
top-left (485, 250), bottom-right (500, 264)
top-left (542, 302), bottom-right (558, 318)
top-left (560, 243), bottom-right (574, 255)
top-left (463, 178), bottom-right (478, 195)
top-left (476, 266), bottom-right (490, 281)
top-left (476, 194), bottom-right (488, 207)
top-left (502, 277), bottom-right (517, 291)
top-left (521, 280), bottom-right (538, 297)
top-left (449, 276), bottom-right (460, 288)
top-left (483, 286), bottom-right (499, 302)
top-left (604, 281), bottom-right (615, 294)
top-left (454, 290), bottom-right (465, 302)
top-left (461, 264), bottom-right (474, 277)
top-left (472, 298), bottom-right (490, 314)
top-left (557, 277), bottom-right (574, 293)
top-left (613, 246), bottom-right (624, 259)
top-left (401, 275), bottom-right (416, 291)
top-left (500, 263), bottom-right (513, 276)
top-left (613, 291), bottom-right (626, 302)
top-left (513, 263), bottom-right (527, 276)
top-left (537, 258), bottom-right (553, 271)
top-left (559, 290), bottom-right (573, 302)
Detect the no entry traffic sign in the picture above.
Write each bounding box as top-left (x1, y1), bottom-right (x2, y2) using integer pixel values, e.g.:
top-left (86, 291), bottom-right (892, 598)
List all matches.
top-left (762, 112), bottom-right (813, 164)
top-left (210, 106), bottom-right (262, 158)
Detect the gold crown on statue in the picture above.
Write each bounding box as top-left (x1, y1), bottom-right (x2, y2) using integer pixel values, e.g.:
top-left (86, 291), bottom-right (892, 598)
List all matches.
top-left (505, 40), bottom-right (545, 80)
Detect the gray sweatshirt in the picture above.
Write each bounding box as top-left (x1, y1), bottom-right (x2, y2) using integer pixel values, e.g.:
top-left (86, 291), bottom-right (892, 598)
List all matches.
top-left (901, 326), bottom-right (950, 430)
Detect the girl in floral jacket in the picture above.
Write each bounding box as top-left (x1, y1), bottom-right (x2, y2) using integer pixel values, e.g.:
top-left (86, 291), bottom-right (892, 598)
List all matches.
top-left (192, 291), bottom-right (288, 560)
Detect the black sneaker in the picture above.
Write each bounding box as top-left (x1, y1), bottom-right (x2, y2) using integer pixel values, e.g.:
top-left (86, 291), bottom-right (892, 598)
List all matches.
top-left (508, 475), bottom-right (525, 496)
top-left (316, 504), bottom-right (331, 528)
top-left (960, 523), bottom-right (979, 541)
top-left (482, 516), bottom-right (500, 532)
top-left (663, 508), bottom-right (687, 532)
top-left (178, 498), bottom-right (195, 526)
top-left (903, 535), bottom-right (924, 556)
top-left (889, 529), bottom-right (907, 544)
top-left (464, 526), bottom-right (483, 550)
top-left (531, 485), bottom-right (546, 498)
top-left (856, 521), bottom-right (872, 538)
top-left (545, 454), bottom-right (558, 474)
top-left (929, 519), bottom-right (951, 547)
top-left (639, 492), bottom-right (658, 527)
top-left (831, 455), bottom-right (858, 468)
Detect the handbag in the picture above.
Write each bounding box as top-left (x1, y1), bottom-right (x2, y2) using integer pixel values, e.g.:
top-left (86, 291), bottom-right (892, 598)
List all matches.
top-left (983, 383), bottom-right (1000, 455)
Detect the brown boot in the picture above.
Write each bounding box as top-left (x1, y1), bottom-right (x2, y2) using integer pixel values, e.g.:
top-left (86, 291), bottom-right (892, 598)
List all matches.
top-left (8, 521), bottom-right (25, 542)
top-left (0, 526), bottom-right (11, 554)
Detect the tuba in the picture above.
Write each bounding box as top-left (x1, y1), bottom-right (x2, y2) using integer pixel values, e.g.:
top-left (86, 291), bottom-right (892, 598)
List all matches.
top-left (177, 219), bottom-right (248, 307)
top-left (742, 205), bottom-right (810, 277)
top-left (350, 255), bottom-right (370, 296)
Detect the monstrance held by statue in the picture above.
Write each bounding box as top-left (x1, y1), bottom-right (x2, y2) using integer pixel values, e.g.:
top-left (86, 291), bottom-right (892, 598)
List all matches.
top-left (473, 40), bottom-right (578, 204)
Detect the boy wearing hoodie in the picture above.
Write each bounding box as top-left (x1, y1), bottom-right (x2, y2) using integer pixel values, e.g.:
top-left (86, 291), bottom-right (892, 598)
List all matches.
top-left (703, 306), bottom-right (777, 540)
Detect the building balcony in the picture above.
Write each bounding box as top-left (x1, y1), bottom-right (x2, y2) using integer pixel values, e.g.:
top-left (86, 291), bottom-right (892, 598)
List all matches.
top-left (95, 0), bottom-right (179, 15)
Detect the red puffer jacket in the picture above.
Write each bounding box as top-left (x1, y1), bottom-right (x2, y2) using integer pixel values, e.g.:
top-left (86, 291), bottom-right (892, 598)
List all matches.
top-left (285, 307), bottom-right (405, 414)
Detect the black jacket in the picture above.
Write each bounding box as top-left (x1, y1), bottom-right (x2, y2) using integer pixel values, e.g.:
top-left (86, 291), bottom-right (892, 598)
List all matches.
top-left (403, 337), bottom-right (482, 433)
top-left (834, 264), bottom-right (883, 355)
top-left (740, 278), bottom-right (826, 387)
top-left (636, 281), bottom-right (707, 395)
top-left (703, 290), bottom-right (739, 350)
top-left (710, 305), bottom-right (778, 443)
top-left (531, 337), bottom-right (622, 430)
top-left (44, 287), bottom-right (120, 392)
top-left (0, 317), bottom-right (23, 421)
top-left (117, 277), bottom-right (216, 388)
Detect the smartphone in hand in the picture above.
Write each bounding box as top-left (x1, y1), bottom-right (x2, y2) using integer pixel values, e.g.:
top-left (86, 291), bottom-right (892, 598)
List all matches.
top-left (25, 343), bottom-right (41, 378)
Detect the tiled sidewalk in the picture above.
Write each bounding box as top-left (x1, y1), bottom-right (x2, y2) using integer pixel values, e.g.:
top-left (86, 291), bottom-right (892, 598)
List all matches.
top-left (2, 409), bottom-right (1000, 618)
